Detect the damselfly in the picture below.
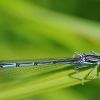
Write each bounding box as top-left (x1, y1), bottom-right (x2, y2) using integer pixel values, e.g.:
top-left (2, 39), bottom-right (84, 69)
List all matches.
top-left (0, 50), bottom-right (100, 85)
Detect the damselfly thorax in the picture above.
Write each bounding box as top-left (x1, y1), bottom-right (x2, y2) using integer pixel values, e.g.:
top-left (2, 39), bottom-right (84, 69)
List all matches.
top-left (79, 54), bottom-right (100, 64)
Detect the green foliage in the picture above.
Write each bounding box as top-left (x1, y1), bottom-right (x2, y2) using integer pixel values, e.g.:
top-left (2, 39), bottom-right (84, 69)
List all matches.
top-left (0, 0), bottom-right (100, 100)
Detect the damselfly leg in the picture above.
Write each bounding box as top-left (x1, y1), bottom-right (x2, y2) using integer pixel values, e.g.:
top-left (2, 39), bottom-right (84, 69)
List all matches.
top-left (74, 66), bottom-right (84, 85)
top-left (73, 52), bottom-right (81, 58)
top-left (75, 63), bottom-right (100, 85)
top-left (91, 50), bottom-right (99, 56)
top-left (87, 62), bottom-right (100, 78)
top-left (74, 64), bottom-right (90, 85)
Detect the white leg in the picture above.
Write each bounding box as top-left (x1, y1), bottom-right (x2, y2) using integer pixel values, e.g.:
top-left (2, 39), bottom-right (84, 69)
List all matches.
top-left (73, 52), bottom-right (81, 58)
top-left (91, 50), bottom-right (99, 56)
top-left (88, 62), bottom-right (100, 78)
top-left (74, 64), bottom-right (93, 85)
top-left (74, 66), bottom-right (84, 85)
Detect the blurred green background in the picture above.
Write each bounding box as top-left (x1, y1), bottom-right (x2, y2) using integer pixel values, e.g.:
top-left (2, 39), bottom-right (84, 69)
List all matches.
top-left (0, 0), bottom-right (100, 100)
